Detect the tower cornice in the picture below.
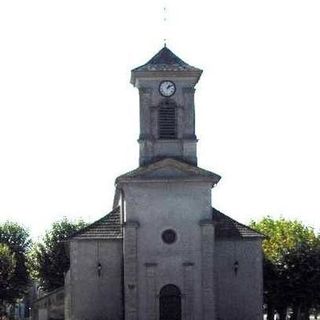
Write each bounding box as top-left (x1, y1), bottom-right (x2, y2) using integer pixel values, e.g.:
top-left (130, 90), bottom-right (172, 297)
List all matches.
top-left (131, 70), bottom-right (202, 87)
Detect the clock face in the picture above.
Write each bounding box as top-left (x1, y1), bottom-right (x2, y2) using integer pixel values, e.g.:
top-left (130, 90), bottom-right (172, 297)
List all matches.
top-left (159, 80), bottom-right (176, 97)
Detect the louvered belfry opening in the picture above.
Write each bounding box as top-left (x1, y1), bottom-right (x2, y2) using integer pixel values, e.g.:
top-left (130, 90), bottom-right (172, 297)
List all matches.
top-left (158, 101), bottom-right (177, 139)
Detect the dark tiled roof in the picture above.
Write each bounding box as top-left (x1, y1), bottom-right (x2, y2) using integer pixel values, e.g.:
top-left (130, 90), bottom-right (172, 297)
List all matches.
top-left (69, 205), bottom-right (261, 241)
top-left (132, 46), bottom-right (202, 72)
top-left (70, 207), bottom-right (123, 240)
top-left (212, 208), bottom-right (264, 239)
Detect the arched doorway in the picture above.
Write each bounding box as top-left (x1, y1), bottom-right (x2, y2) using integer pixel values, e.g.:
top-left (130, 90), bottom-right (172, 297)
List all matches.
top-left (159, 284), bottom-right (181, 320)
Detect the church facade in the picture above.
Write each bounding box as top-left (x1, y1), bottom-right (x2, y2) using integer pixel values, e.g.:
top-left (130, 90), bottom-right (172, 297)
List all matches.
top-left (65, 47), bottom-right (263, 320)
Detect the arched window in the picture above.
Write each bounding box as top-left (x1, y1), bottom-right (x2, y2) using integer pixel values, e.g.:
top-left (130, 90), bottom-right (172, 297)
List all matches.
top-left (158, 101), bottom-right (177, 139)
top-left (159, 284), bottom-right (181, 320)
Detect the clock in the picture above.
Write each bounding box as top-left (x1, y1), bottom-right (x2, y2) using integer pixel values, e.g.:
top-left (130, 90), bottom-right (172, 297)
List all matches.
top-left (159, 80), bottom-right (176, 97)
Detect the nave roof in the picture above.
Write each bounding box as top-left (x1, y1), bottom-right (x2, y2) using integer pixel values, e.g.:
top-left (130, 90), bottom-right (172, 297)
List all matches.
top-left (68, 206), bottom-right (263, 241)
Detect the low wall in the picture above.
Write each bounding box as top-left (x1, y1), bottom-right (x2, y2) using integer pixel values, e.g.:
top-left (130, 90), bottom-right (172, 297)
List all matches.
top-left (32, 287), bottom-right (64, 320)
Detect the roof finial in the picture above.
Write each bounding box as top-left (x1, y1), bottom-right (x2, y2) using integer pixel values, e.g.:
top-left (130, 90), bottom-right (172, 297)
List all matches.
top-left (163, 4), bottom-right (167, 47)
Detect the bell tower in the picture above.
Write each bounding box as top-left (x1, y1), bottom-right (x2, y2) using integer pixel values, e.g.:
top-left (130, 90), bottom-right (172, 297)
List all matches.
top-left (130, 46), bottom-right (203, 166)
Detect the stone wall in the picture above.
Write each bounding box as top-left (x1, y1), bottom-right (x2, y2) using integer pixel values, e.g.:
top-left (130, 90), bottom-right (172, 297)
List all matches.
top-left (214, 239), bottom-right (263, 320)
top-left (137, 77), bottom-right (199, 166)
top-left (69, 239), bottom-right (123, 320)
top-left (32, 287), bottom-right (64, 320)
top-left (122, 180), bottom-right (214, 320)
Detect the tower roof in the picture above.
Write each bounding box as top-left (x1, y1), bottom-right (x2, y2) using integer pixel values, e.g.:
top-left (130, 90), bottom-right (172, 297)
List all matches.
top-left (131, 46), bottom-right (202, 84)
top-left (132, 46), bottom-right (201, 72)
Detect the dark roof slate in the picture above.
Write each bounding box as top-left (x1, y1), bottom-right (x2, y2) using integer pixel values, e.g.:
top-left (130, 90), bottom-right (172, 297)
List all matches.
top-left (70, 207), bottom-right (122, 240)
top-left (212, 208), bottom-right (264, 239)
top-left (132, 46), bottom-right (202, 72)
top-left (68, 205), bottom-right (262, 241)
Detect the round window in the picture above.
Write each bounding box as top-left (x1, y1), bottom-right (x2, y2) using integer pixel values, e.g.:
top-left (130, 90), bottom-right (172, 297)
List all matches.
top-left (162, 229), bottom-right (177, 244)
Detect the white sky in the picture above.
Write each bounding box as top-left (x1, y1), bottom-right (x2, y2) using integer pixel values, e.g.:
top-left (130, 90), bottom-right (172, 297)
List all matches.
top-left (0, 0), bottom-right (320, 239)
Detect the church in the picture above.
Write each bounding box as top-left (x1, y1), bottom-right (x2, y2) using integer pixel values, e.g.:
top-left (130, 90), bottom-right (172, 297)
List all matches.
top-left (63, 46), bottom-right (264, 320)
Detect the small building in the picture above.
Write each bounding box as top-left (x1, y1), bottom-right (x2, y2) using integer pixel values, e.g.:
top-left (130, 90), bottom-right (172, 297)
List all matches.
top-left (38, 47), bottom-right (264, 320)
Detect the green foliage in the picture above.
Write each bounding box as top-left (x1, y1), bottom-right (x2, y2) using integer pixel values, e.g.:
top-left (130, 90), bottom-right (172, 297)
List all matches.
top-left (0, 222), bottom-right (31, 257)
top-left (250, 217), bottom-right (320, 319)
top-left (250, 216), bottom-right (319, 262)
top-left (0, 243), bottom-right (16, 315)
top-left (282, 244), bottom-right (320, 311)
top-left (31, 217), bottom-right (87, 292)
top-left (0, 244), bottom-right (16, 278)
top-left (0, 222), bottom-right (31, 316)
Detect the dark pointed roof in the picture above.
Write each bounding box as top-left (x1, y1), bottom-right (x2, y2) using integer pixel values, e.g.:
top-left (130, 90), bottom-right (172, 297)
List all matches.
top-left (212, 208), bottom-right (264, 239)
top-left (132, 46), bottom-right (202, 73)
top-left (69, 207), bottom-right (122, 240)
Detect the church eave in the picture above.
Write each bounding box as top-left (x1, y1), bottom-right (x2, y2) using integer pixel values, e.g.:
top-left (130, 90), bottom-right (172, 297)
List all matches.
top-left (116, 176), bottom-right (220, 185)
top-left (72, 236), bottom-right (123, 241)
top-left (115, 158), bottom-right (221, 187)
top-left (130, 69), bottom-right (203, 86)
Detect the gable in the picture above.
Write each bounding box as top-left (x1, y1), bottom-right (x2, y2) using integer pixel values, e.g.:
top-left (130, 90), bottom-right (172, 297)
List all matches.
top-left (144, 166), bottom-right (196, 178)
top-left (116, 158), bottom-right (221, 185)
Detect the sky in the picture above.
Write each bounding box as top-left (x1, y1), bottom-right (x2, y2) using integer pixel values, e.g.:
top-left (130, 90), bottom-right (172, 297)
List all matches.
top-left (0, 0), bottom-right (320, 239)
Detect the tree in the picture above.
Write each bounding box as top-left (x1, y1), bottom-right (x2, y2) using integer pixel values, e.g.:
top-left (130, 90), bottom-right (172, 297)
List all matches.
top-left (251, 216), bottom-right (319, 263)
top-left (250, 217), bottom-right (320, 320)
top-left (31, 218), bottom-right (87, 292)
top-left (262, 256), bottom-right (288, 320)
top-left (0, 222), bottom-right (31, 307)
top-left (0, 244), bottom-right (16, 317)
top-left (282, 243), bottom-right (320, 320)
